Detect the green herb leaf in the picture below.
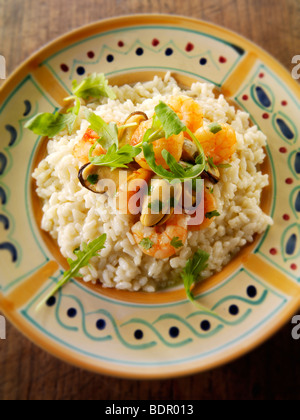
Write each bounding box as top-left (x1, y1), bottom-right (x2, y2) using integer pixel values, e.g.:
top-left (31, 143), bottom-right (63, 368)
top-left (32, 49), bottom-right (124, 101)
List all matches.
top-left (207, 156), bottom-right (217, 169)
top-left (217, 163), bottom-right (232, 169)
top-left (72, 73), bottom-right (116, 100)
top-left (142, 143), bottom-right (205, 181)
top-left (155, 101), bottom-right (186, 139)
top-left (208, 122), bottom-right (223, 134)
top-left (37, 234), bottom-right (107, 311)
top-left (205, 210), bottom-right (220, 219)
top-left (25, 98), bottom-right (81, 138)
top-left (139, 238), bottom-right (154, 250)
top-left (181, 250), bottom-right (214, 313)
top-left (141, 114), bottom-right (165, 145)
top-left (171, 237), bottom-right (184, 249)
top-left (87, 174), bottom-right (99, 185)
top-left (89, 143), bottom-right (141, 169)
top-left (142, 102), bottom-right (206, 180)
top-left (86, 110), bottom-right (118, 150)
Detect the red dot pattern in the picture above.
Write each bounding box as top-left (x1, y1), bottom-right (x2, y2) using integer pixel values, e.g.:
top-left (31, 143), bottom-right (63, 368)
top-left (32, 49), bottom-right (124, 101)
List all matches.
top-left (283, 214), bottom-right (290, 221)
top-left (60, 64), bottom-right (69, 72)
top-left (186, 43), bottom-right (194, 52)
top-left (270, 248), bottom-right (277, 256)
top-left (279, 147), bottom-right (287, 154)
top-left (286, 178), bottom-right (293, 185)
top-left (87, 51), bottom-right (95, 59)
top-left (152, 39), bottom-right (160, 47)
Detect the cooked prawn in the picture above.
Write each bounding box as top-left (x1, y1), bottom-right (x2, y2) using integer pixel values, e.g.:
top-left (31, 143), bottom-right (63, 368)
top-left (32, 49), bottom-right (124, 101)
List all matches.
top-left (167, 95), bottom-right (203, 134)
top-left (130, 119), bottom-right (184, 170)
top-left (189, 188), bottom-right (218, 231)
top-left (132, 214), bottom-right (188, 259)
top-left (117, 168), bottom-right (153, 215)
top-left (73, 128), bottom-right (106, 164)
top-left (195, 123), bottom-right (237, 164)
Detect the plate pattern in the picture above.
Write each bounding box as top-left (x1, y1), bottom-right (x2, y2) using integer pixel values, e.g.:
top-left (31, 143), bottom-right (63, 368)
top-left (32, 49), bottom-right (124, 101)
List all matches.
top-left (0, 76), bottom-right (60, 292)
top-left (234, 63), bottom-right (300, 283)
top-left (0, 17), bottom-right (299, 377)
top-left (22, 268), bottom-right (286, 364)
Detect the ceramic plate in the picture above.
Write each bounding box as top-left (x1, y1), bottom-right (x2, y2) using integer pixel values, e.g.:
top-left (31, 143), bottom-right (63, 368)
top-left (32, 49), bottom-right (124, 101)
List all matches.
top-left (0, 15), bottom-right (299, 379)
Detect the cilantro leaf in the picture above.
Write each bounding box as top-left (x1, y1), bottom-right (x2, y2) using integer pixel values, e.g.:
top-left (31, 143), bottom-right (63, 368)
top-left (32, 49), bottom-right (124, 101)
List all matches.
top-left (205, 210), bottom-right (220, 219)
top-left (207, 156), bottom-right (217, 169)
top-left (154, 101), bottom-right (186, 138)
top-left (72, 73), bottom-right (116, 100)
top-left (208, 122), bottom-right (223, 134)
top-left (142, 114), bottom-right (165, 144)
top-left (25, 99), bottom-right (81, 138)
top-left (217, 163), bottom-right (232, 169)
top-left (89, 143), bottom-right (141, 169)
top-left (142, 142), bottom-right (205, 181)
top-left (139, 238), bottom-right (154, 250)
top-left (171, 237), bottom-right (184, 249)
top-left (37, 234), bottom-right (107, 310)
top-left (86, 110), bottom-right (118, 149)
top-left (181, 250), bottom-right (214, 313)
top-left (142, 101), bottom-right (206, 181)
top-left (87, 174), bottom-right (99, 185)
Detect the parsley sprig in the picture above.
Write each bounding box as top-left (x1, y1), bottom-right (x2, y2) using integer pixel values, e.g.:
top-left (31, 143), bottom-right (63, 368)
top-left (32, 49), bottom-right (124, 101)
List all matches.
top-left (141, 102), bottom-right (206, 181)
top-left (37, 234), bottom-right (107, 311)
top-left (25, 98), bottom-right (81, 138)
top-left (181, 250), bottom-right (215, 314)
top-left (72, 73), bottom-right (116, 100)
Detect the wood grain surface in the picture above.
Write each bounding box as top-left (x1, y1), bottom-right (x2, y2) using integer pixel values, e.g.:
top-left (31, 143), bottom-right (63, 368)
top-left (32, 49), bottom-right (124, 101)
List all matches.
top-left (0, 0), bottom-right (300, 401)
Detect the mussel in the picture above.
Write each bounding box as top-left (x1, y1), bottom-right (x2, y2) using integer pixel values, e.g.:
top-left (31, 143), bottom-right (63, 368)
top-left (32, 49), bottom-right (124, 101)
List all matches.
top-left (118, 111), bottom-right (148, 147)
top-left (140, 178), bottom-right (182, 227)
top-left (181, 138), bottom-right (199, 163)
top-left (78, 163), bottom-right (133, 195)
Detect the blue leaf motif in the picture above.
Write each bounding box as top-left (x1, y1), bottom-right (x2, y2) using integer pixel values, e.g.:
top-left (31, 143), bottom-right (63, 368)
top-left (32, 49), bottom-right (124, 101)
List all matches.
top-left (0, 153), bottom-right (7, 176)
top-left (295, 152), bottom-right (300, 175)
top-left (5, 125), bottom-right (18, 147)
top-left (276, 118), bottom-right (294, 141)
top-left (0, 187), bottom-right (7, 205)
top-left (255, 86), bottom-right (272, 108)
top-left (0, 242), bottom-right (18, 263)
top-left (281, 223), bottom-right (300, 261)
top-left (273, 112), bottom-right (298, 145)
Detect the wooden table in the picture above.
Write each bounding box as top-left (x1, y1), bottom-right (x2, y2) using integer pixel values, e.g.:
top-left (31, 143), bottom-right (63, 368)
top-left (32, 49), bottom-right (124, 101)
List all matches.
top-left (0, 0), bottom-right (299, 400)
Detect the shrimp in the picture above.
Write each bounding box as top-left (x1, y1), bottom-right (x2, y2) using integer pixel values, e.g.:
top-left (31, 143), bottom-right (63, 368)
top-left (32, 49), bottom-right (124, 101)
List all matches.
top-left (130, 119), bottom-right (184, 170)
top-left (73, 128), bottom-right (106, 164)
top-left (132, 214), bottom-right (188, 259)
top-left (167, 96), bottom-right (203, 134)
top-left (195, 123), bottom-right (237, 164)
top-left (117, 168), bottom-right (153, 215)
top-left (189, 188), bottom-right (218, 231)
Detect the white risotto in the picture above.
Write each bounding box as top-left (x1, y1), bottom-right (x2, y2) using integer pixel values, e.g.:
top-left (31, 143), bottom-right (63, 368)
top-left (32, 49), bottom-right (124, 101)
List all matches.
top-left (33, 73), bottom-right (273, 292)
